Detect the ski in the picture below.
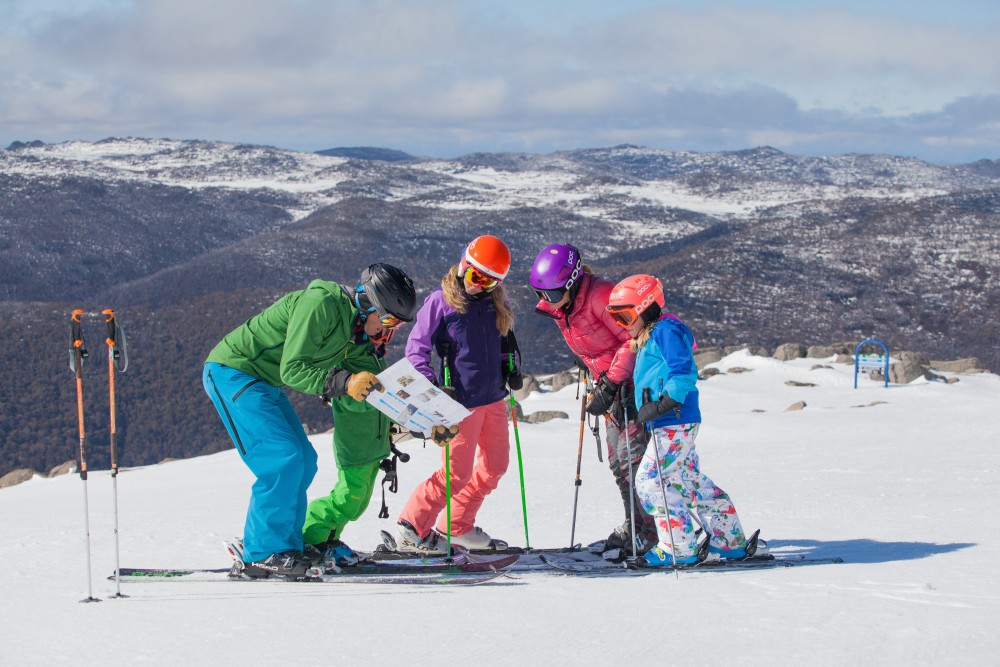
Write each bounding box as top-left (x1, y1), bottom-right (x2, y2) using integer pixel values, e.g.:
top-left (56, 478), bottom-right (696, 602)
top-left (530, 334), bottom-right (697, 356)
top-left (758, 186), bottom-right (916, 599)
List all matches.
top-left (111, 562), bottom-right (513, 585)
top-left (116, 552), bottom-right (517, 577)
top-left (538, 553), bottom-right (844, 575)
top-left (113, 555), bottom-right (517, 578)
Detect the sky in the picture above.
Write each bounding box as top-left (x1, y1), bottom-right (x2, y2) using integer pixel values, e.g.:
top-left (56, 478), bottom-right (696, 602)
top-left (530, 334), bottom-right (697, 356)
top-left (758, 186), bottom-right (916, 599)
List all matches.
top-left (2, 351), bottom-right (997, 664)
top-left (1, 0), bottom-right (998, 163)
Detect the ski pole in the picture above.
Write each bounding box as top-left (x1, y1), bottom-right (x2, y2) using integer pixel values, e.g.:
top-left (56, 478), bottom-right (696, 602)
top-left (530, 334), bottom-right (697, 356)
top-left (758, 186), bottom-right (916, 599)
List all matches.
top-left (508, 352), bottom-right (530, 549)
top-left (583, 371), bottom-right (603, 463)
top-left (442, 349), bottom-right (453, 558)
top-left (71, 309), bottom-right (100, 603)
top-left (103, 309), bottom-right (128, 599)
top-left (569, 371), bottom-right (587, 549)
top-left (643, 387), bottom-right (679, 578)
top-left (622, 399), bottom-right (638, 562)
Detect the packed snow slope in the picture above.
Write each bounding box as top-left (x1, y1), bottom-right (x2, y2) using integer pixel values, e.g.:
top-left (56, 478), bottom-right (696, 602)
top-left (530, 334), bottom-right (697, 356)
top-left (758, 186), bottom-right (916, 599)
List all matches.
top-left (2, 352), bottom-right (998, 666)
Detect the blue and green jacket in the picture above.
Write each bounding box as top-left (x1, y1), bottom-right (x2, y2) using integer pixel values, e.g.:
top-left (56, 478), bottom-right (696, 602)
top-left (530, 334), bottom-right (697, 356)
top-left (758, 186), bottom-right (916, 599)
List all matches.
top-left (633, 316), bottom-right (702, 428)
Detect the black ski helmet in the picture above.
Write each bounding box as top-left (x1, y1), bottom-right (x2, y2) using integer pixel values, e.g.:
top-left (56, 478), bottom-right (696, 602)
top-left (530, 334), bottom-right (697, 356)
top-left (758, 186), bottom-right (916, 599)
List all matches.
top-left (358, 263), bottom-right (417, 322)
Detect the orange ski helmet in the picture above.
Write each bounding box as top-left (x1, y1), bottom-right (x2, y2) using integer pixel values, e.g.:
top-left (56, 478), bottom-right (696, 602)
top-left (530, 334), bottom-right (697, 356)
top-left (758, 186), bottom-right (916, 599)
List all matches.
top-left (459, 235), bottom-right (511, 284)
top-left (606, 274), bottom-right (665, 327)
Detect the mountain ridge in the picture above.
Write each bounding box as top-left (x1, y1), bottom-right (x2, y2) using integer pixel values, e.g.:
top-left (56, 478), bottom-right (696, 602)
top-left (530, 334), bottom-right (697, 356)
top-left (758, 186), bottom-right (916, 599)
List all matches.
top-left (1, 137), bottom-right (997, 478)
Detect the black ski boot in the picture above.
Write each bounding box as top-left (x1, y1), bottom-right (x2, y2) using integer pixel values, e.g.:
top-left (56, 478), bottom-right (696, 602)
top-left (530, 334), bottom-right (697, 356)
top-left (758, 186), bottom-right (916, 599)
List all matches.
top-left (241, 551), bottom-right (317, 579)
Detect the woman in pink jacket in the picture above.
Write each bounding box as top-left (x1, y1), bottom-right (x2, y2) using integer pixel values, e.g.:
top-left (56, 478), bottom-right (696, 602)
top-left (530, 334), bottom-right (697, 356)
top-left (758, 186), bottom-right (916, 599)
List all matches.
top-left (531, 243), bottom-right (657, 552)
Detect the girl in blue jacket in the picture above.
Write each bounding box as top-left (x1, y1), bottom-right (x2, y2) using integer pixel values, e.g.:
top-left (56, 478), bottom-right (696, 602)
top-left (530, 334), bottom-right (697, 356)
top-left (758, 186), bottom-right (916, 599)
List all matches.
top-left (607, 274), bottom-right (752, 566)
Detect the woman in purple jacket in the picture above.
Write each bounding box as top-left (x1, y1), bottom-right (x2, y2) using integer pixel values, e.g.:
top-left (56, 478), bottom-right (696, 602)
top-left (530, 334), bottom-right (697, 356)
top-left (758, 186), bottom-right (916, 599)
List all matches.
top-left (395, 235), bottom-right (522, 553)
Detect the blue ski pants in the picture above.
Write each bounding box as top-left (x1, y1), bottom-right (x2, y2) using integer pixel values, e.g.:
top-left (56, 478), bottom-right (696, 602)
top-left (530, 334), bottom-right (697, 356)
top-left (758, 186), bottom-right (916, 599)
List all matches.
top-left (203, 362), bottom-right (318, 563)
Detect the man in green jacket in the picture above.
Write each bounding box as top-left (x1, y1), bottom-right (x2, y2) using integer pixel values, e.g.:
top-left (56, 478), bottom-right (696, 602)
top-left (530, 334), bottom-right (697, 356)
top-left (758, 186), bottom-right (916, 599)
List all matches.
top-left (203, 264), bottom-right (417, 579)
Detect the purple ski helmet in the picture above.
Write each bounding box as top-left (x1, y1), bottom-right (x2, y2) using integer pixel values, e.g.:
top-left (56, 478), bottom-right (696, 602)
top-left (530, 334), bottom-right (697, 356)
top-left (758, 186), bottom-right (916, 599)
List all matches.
top-left (530, 244), bottom-right (582, 303)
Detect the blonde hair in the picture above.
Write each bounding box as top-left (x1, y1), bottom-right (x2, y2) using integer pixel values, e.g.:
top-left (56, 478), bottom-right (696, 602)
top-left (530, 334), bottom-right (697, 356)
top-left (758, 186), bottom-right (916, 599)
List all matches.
top-left (629, 322), bottom-right (655, 353)
top-left (441, 265), bottom-right (515, 335)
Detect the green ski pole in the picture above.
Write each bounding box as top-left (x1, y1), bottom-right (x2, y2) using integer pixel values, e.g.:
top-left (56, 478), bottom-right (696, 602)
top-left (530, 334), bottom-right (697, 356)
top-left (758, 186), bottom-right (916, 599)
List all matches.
top-left (509, 352), bottom-right (530, 549)
top-left (443, 361), bottom-right (453, 558)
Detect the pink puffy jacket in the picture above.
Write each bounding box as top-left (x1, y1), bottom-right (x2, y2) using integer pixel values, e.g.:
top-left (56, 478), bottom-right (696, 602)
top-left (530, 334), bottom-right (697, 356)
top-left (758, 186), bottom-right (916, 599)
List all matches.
top-left (534, 271), bottom-right (635, 385)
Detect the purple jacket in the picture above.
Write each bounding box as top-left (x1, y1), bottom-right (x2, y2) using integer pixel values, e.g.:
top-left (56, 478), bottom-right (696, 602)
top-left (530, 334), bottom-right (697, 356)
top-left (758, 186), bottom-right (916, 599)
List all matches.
top-left (405, 288), bottom-right (508, 410)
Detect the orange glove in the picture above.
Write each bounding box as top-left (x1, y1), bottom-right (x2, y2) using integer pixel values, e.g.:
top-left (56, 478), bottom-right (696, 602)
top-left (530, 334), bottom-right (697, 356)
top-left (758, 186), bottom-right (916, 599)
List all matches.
top-left (430, 425), bottom-right (459, 447)
top-left (346, 372), bottom-right (384, 402)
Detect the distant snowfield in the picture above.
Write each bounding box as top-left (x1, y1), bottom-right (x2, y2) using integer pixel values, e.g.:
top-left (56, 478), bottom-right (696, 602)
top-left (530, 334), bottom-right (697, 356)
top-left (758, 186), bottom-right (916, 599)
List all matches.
top-left (3, 351), bottom-right (998, 666)
top-left (1, 139), bottom-right (953, 228)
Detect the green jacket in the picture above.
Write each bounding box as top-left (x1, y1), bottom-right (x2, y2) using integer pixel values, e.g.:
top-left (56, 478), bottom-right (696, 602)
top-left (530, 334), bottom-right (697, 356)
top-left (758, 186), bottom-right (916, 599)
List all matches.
top-left (330, 337), bottom-right (390, 467)
top-left (206, 279), bottom-right (390, 467)
top-left (206, 280), bottom-right (355, 394)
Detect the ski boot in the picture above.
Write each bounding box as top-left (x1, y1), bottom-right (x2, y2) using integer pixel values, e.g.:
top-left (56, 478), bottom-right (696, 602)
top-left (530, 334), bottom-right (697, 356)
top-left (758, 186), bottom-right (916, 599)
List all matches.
top-left (319, 540), bottom-right (361, 568)
top-left (707, 529), bottom-right (765, 561)
top-left (448, 526), bottom-right (508, 551)
top-left (241, 551), bottom-right (319, 580)
top-left (394, 520), bottom-right (453, 555)
top-left (637, 535), bottom-right (711, 568)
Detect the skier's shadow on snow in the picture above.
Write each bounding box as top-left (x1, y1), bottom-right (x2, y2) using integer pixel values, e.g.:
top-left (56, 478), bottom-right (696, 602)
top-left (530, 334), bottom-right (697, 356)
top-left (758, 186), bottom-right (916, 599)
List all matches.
top-left (768, 538), bottom-right (975, 564)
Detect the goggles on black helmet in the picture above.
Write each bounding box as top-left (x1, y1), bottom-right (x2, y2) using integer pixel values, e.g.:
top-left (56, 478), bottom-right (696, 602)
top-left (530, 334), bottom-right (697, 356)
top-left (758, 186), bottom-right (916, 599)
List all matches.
top-left (355, 287), bottom-right (405, 329)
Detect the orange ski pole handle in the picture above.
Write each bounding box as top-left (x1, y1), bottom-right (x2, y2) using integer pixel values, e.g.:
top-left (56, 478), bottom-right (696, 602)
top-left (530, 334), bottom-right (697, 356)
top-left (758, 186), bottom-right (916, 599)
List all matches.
top-left (69, 310), bottom-right (89, 478)
top-left (102, 309), bottom-right (120, 475)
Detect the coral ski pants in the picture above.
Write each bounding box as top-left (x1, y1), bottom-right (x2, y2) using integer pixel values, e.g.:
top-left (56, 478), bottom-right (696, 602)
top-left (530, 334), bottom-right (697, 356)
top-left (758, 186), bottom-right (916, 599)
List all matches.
top-left (399, 399), bottom-right (510, 538)
top-left (203, 363), bottom-right (318, 563)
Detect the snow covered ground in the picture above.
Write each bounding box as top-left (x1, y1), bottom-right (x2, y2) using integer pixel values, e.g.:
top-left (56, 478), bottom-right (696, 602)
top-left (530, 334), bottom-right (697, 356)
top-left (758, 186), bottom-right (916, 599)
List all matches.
top-left (2, 351), bottom-right (998, 666)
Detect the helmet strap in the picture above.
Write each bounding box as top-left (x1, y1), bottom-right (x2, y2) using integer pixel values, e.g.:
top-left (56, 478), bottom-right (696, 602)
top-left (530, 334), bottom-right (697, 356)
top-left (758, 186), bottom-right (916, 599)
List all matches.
top-left (640, 302), bottom-right (662, 325)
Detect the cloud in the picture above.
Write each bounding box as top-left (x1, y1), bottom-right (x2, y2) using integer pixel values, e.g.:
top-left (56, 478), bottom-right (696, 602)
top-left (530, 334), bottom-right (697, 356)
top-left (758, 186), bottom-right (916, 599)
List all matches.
top-left (0, 0), bottom-right (998, 162)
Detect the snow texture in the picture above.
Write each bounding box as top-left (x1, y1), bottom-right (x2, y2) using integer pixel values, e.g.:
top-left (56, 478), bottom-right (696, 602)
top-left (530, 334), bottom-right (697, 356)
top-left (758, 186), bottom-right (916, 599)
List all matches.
top-left (1, 352), bottom-right (998, 665)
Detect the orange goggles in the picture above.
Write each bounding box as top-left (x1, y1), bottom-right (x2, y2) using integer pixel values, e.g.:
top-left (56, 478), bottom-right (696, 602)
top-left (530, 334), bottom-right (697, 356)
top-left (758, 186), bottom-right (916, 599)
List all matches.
top-left (463, 266), bottom-right (501, 290)
top-left (606, 305), bottom-right (640, 328)
top-left (379, 313), bottom-right (405, 330)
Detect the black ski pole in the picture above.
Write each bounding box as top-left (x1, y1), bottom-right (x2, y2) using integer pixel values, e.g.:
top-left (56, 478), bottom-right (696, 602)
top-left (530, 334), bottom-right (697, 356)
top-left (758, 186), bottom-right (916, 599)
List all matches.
top-left (103, 309), bottom-right (128, 599)
top-left (643, 387), bottom-right (679, 577)
top-left (583, 373), bottom-right (603, 462)
top-left (569, 370), bottom-right (587, 549)
top-left (71, 309), bottom-right (100, 603)
top-left (622, 399), bottom-right (638, 562)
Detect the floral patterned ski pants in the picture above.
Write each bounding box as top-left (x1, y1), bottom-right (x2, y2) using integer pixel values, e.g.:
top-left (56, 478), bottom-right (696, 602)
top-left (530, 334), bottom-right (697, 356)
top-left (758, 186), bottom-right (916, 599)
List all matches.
top-left (635, 423), bottom-right (746, 560)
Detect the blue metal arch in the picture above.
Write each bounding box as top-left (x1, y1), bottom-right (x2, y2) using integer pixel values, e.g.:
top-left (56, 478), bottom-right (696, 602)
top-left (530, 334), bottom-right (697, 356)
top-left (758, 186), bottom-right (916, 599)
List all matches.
top-left (854, 338), bottom-right (890, 388)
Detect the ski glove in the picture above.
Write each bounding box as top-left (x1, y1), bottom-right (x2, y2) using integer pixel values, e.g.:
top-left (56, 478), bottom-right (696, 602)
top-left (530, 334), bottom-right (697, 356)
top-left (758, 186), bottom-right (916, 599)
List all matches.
top-left (506, 366), bottom-right (524, 391)
top-left (635, 393), bottom-right (682, 424)
top-left (430, 425), bottom-right (459, 447)
top-left (586, 374), bottom-right (619, 416)
top-left (440, 385), bottom-right (457, 400)
top-left (323, 368), bottom-right (384, 403)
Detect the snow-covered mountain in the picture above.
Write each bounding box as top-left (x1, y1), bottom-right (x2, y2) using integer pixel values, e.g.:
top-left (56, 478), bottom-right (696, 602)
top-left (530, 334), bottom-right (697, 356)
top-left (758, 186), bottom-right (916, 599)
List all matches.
top-left (3, 354), bottom-right (998, 665)
top-left (1, 137), bottom-right (998, 479)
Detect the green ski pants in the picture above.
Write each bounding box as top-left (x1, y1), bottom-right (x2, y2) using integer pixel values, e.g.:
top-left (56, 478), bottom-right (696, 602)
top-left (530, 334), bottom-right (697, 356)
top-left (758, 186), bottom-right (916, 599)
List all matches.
top-left (302, 459), bottom-right (381, 546)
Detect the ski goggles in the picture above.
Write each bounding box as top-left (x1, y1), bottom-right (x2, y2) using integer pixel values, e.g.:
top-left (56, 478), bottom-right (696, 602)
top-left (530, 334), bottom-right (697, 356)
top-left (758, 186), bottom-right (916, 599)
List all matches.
top-left (371, 327), bottom-right (396, 346)
top-left (463, 265), bottom-right (501, 290)
top-left (378, 313), bottom-right (405, 330)
top-left (533, 287), bottom-right (567, 304)
top-left (606, 304), bottom-right (641, 328)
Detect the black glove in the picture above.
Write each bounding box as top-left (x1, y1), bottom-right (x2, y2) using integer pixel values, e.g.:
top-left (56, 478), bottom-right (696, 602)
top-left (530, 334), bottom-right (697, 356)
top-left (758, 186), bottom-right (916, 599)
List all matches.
top-left (506, 366), bottom-right (524, 391)
top-left (573, 357), bottom-right (589, 372)
top-left (636, 393), bottom-right (682, 424)
top-left (586, 374), bottom-right (619, 416)
top-left (440, 385), bottom-right (457, 400)
top-left (322, 367), bottom-right (352, 405)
